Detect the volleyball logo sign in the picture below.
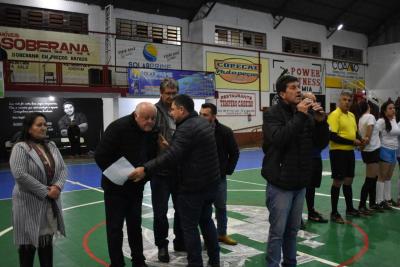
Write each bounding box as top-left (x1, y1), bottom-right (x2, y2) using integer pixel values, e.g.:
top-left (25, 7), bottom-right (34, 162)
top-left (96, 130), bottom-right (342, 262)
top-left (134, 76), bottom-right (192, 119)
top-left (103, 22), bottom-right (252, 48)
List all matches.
top-left (143, 44), bottom-right (158, 62)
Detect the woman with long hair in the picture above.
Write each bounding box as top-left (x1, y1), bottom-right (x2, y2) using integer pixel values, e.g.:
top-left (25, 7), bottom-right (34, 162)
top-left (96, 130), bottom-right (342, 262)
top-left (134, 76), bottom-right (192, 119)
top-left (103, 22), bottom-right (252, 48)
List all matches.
top-left (9, 112), bottom-right (67, 267)
top-left (358, 100), bottom-right (382, 213)
top-left (376, 101), bottom-right (400, 209)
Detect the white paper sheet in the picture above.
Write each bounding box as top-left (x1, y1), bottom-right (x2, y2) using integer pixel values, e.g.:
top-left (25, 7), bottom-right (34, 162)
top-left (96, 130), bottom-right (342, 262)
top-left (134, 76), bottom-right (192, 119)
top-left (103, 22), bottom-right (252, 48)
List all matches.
top-left (103, 157), bottom-right (135, 185)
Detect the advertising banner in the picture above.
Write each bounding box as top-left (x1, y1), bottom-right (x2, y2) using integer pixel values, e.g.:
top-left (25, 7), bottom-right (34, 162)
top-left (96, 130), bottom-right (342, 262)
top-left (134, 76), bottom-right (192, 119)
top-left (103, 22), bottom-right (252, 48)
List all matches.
top-left (206, 52), bottom-right (269, 91)
top-left (116, 39), bottom-right (181, 69)
top-left (217, 91), bottom-right (256, 116)
top-left (127, 68), bottom-right (215, 97)
top-left (271, 59), bottom-right (323, 93)
top-left (0, 97), bottom-right (103, 161)
top-left (0, 26), bottom-right (101, 83)
top-left (325, 60), bottom-right (365, 90)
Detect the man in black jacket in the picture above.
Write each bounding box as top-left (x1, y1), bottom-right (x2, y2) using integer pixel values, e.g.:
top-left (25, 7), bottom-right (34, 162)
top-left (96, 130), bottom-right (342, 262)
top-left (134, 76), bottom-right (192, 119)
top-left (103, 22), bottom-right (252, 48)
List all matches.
top-left (151, 78), bottom-right (184, 263)
top-left (200, 103), bottom-right (240, 245)
top-left (262, 75), bottom-right (329, 267)
top-left (95, 102), bottom-right (158, 267)
top-left (131, 94), bottom-right (221, 267)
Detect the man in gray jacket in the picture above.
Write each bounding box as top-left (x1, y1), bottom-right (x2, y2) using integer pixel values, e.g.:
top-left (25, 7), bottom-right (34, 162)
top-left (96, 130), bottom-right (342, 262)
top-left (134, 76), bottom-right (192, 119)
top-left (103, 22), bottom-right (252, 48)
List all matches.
top-left (151, 78), bottom-right (184, 262)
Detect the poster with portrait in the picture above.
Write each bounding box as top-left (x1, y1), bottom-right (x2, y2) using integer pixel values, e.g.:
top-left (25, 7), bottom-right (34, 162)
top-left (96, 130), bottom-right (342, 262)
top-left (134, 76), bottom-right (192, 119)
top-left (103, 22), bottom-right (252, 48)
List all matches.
top-left (0, 97), bottom-right (103, 161)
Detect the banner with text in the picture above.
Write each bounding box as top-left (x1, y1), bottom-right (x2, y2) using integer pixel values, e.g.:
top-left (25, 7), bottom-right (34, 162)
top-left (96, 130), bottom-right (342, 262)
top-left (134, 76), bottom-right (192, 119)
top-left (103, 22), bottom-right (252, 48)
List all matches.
top-left (325, 60), bottom-right (365, 90)
top-left (271, 59), bottom-right (323, 93)
top-left (206, 52), bottom-right (269, 91)
top-left (0, 97), bottom-right (103, 161)
top-left (217, 91), bottom-right (256, 116)
top-left (116, 39), bottom-right (181, 70)
top-left (0, 26), bottom-right (101, 83)
top-left (128, 68), bottom-right (215, 97)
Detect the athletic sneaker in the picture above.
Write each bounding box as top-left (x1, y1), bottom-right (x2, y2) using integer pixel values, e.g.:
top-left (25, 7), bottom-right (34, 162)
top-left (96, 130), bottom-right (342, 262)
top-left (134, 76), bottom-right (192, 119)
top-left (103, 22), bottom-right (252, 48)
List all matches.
top-left (308, 210), bottom-right (328, 223)
top-left (330, 212), bottom-right (345, 224)
top-left (346, 208), bottom-right (361, 217)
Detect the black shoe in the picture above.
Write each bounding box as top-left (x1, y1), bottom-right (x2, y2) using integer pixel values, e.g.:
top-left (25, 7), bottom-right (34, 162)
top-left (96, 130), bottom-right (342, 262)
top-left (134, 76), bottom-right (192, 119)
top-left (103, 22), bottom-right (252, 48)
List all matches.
top-left (387, 199), bottom-right (397, 206)
top-left (308, 210), bottom-right (328, 223)
top-left (380, 201), bottom-right (392, 210)
top-left (358, 206), bottom-right (373, 216)
top-left (330, 212), bottom-right (345, 224)
top-left (346, 208), bottom-right (361, 217)
top-left (158, 246), bottom-right (170, 263)
top-left (173, 243), bottom-right (186, 252)
top-left (132, 262), bottom-right (148, 267)
top-left (370, 203), bottom-right (384, 213)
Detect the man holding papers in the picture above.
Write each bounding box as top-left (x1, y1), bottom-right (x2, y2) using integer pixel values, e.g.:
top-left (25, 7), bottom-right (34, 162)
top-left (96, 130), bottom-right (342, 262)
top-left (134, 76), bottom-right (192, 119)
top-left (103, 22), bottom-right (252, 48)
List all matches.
top-left (95, 102), bottom-right (158, 267)
top-left (130, 95), bottom-right (221, 267)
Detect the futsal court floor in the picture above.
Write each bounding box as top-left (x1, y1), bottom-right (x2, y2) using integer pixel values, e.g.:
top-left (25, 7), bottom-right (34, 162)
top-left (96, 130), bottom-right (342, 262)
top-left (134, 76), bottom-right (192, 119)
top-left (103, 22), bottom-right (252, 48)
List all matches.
top-left (0, 148), bottom-right (399, 267)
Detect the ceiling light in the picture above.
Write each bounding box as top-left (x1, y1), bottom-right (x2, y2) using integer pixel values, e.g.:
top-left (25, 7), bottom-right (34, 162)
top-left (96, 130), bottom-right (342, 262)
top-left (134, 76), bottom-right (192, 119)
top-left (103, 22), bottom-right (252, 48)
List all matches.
top-left (337, 24), bottom-right (343, 31)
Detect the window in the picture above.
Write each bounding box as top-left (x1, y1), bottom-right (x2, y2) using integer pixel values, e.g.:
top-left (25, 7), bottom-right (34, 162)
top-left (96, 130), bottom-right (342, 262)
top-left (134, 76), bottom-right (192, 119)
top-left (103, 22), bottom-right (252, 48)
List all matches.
top-left (333, 45), bottom-right (363, 63)
top-left (282, 37), bottom-right (321, 57)
top-left (116, 19), bottom-right (181, 45)
top-left (215, 26), bottom-right (266, 49)
top-left (0, 4), bottom-right (88, 33)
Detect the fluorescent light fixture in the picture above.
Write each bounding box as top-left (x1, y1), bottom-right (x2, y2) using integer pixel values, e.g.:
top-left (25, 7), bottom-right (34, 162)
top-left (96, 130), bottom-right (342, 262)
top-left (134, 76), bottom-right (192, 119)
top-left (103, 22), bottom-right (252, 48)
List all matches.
top-left (48, 96), bottom-right (55, 101)
top-left (337, 24), bottom-right (343, 31)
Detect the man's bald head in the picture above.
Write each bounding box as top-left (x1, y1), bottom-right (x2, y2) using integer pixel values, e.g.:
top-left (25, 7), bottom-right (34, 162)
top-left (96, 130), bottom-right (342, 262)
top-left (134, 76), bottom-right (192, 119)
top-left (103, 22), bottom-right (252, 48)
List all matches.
top-left (134, 102), bottom-right (157, 132)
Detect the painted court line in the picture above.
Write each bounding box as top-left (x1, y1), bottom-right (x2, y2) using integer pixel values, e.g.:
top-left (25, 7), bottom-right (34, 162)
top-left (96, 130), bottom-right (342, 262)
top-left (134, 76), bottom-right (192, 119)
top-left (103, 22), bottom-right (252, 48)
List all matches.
top-left (297, 251), bottom-right (338, 266)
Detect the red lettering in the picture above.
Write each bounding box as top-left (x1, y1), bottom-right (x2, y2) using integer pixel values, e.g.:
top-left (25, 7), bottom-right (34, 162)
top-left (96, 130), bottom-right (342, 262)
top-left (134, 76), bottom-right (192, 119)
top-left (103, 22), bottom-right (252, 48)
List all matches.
top-left (14, 39), bottom-right (25, 50)
top-left (48, 42), bottom-right (59, 50)
top-left (0, 37), bottom-right (13, 49)
top-left (37, 41), bottom-right (49, 52)
top-left (25, 39), bottom-right (36, 51)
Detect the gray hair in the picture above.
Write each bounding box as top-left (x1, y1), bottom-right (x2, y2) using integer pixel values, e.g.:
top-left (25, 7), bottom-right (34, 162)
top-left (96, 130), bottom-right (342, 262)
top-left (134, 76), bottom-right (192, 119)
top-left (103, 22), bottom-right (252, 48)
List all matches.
top-left (160, 78), bottom-right (179, 92)
top-left (135, 102), bottom-right (157, 116)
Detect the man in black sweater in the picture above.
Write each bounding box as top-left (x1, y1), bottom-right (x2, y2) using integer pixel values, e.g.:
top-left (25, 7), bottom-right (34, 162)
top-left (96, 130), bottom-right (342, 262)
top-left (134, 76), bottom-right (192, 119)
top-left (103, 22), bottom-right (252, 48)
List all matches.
top-left (262, 75), bottom-right (329, 267)
top-left (95, 102), bottom-right (158, 267)
top-left (131, 94), bottom-right (221, 267)
top-left (200, 103), bottom-right (239, 245)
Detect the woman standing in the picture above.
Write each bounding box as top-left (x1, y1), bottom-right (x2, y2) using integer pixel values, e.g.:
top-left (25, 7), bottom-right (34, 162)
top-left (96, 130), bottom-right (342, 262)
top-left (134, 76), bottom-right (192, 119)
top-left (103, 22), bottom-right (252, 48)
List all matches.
top-left (358, 100), bottom-right (381, 213)
top-left (10, 112), bottom-right (67, 267)
top-left (376, 101), bottom-right (400, 209)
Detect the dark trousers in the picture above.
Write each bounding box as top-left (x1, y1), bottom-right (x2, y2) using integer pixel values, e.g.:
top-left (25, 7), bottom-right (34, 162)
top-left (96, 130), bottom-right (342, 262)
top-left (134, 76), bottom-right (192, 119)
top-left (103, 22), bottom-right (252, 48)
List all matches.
top-left (104, 184), bottom-right (145, 267)
top-left (178, 184), bottom-right (220, 267)
top-left (69, 138), bottom-right (81, 155)
top-left (150, 175), bottom-right (184, 248)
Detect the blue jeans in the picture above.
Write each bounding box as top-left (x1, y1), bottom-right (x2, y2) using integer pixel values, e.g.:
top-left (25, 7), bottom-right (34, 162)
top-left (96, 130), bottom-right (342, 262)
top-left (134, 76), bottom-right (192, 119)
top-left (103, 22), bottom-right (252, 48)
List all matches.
top-left (214, 178), bottom-right (227, 236)
top-left (266, 183), bottom-right (305, 267)
top-left (150, 175), bottom-right (184, 248)
top-left (178, 184), bottom-right (220, 267)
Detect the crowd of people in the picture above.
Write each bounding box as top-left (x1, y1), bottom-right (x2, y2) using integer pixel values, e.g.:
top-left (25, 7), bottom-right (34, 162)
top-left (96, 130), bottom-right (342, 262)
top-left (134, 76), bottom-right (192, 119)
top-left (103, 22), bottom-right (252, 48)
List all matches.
top-left (8, 74), bottom-right (400, 267)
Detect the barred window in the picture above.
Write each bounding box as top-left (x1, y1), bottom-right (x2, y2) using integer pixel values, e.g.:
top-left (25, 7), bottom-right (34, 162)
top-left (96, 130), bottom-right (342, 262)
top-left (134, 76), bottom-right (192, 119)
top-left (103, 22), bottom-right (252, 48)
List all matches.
top-left (282, 37), bottom-right (321, 57)
top-left (214, 26), bottom-right (266, 49)
top-left (116, 19), bottom-right (181, 45)
top-left (0, 4), bottom-right (88, 34)
top-left (333, 45), bottom-right (363, 63)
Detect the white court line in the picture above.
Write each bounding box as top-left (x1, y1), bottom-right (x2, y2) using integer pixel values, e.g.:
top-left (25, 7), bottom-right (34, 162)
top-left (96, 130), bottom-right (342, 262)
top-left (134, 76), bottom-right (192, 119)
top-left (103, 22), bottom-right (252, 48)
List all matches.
top-left (297, 251), bottom-right (339, 266)
top-left (227, 189), bottom-right (264, 192)
top-left (227, 178), bottom-right (266, 187)
top-left (65, 180), bottom-right (153, 208)
top-left (228, 178), bottom-right (400, 210)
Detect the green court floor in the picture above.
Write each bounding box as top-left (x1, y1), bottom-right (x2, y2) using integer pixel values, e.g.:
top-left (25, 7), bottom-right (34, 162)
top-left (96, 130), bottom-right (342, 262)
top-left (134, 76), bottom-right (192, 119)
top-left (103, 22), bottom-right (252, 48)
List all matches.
top-left (0, 160), bottom-right (399, 266)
